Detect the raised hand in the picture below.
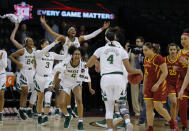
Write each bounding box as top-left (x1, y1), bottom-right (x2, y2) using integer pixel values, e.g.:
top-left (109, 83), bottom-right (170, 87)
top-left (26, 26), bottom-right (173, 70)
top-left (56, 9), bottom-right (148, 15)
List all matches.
top-left (102, 21), bottom-right (110, 30)
top-left (40, 16), bottom-right (46, 24)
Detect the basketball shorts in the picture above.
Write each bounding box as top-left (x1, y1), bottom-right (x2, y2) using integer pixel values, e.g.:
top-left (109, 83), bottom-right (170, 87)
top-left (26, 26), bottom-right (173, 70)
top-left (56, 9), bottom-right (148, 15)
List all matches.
top-left (59, 79), bottom-right (81, 95)
top-left (34, 73), bottom-right (54, 92)
top-left (101, 74), bottom-right (126, 101)
top-left (144, 80), bottom-right (167, 103)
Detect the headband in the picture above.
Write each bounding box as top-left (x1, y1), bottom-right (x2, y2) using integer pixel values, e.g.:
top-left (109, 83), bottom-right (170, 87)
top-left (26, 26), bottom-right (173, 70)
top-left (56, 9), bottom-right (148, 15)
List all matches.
top-left (182, 33), bottom-right (189, 37)
top-left (67, 27), bottom-right (75, 34)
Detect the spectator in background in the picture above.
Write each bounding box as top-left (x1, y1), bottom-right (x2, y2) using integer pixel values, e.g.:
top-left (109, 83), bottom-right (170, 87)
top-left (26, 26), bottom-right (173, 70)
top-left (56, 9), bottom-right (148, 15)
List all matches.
top-left (79, 25), bottom-right (88, 36)
top-left (130, 36), bottom-right (144, 117)
top-left (43, 19), bottom-right (59, 43)
top-left (59, 21), bottom-right (68, 36)
top-left (125, 41), bottom-right (130, 53)
top-left (16, 23), bottom-right (29, 45)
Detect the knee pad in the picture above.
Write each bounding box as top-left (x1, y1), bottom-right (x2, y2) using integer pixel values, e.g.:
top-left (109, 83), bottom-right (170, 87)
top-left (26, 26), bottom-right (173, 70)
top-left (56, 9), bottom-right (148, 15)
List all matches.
top-left (44, 91), bottom-right (52, 107)
top-left (116, 100), bottom-right (129, 117)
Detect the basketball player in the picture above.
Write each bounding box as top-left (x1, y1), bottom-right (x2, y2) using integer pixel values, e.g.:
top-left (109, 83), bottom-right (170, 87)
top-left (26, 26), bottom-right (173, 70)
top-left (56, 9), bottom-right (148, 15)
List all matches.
top-left (86, 27), bottom-right (142, 131)
top-left (10, 23), bottom-right (37, 119)
top-left (165, 43), bottom-right (179, 124)
top-left (40, 16), bottom-right (110, 55)
top-left (34, 37), bottom-right (65, 125)
top-left (143, 42), bottom-right (177, 131)
top-left (0, 49), bottom-right (7, 122)
top-left (9, 27), bottom-right (36, 120)
top-left (54, 46), bottom-right (94, 130)
top-left (176, 29), bottom-right (189, 131)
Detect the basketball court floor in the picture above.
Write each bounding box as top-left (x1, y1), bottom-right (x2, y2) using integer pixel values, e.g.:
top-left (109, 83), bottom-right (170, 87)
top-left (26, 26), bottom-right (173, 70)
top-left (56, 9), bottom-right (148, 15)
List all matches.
top-left (0, 116), bottom-right (185, 131)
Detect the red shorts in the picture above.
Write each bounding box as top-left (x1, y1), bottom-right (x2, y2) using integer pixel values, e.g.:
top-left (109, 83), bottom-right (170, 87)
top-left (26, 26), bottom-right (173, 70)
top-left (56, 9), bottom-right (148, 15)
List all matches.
top-left (167, 83), bottom-right (177, 95)
top-left (144, 81), bottom-right (167, 103)
top-left (176, 79), bottom-right (189, 98)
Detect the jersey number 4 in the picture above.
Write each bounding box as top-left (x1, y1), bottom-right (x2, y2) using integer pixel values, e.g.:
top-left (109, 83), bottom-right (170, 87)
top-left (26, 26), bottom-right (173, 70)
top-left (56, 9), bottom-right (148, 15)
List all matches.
top-left (107, 55), bottom-right (114, 64)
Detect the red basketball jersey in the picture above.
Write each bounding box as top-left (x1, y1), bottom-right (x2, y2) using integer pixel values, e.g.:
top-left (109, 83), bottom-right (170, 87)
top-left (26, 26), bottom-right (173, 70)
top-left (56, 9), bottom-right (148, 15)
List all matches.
top-left (165, 56), bottom-right (179, 86)
top-left (177, 50), bottom-right (189, 80)
top-left (144, 54), bottom-right (165, 88)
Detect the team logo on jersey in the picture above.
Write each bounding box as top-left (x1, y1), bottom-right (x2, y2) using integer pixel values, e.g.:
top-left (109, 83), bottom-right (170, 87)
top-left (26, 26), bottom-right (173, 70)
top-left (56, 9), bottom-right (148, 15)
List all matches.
top-left (14, 2), bottom-right (33, 20)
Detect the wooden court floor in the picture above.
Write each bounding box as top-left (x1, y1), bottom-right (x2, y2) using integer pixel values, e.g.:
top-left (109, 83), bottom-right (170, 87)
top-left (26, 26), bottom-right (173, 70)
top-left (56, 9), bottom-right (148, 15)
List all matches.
top-left (0, 117), bottom-right (187, 131)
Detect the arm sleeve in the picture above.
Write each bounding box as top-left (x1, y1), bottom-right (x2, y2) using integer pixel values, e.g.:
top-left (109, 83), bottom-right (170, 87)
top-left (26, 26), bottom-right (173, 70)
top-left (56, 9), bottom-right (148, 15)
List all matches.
top-left (0, 51), bottom-right (7, 68)
top-left (93, 48), bottom-right (102, 59)
top-left (35, 42), bottom-right (56, 58)
top-left (53, 53), bottom-right (67, 61)
top-left (154, 55), bottom-right (165, 66)
top-left (83, 28), bottom-right (103, 41)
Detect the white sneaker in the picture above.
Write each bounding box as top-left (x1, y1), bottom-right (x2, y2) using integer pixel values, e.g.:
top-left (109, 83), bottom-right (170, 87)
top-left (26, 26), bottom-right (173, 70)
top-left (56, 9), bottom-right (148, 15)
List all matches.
top-left (126, 122), bottom-right (133, 131)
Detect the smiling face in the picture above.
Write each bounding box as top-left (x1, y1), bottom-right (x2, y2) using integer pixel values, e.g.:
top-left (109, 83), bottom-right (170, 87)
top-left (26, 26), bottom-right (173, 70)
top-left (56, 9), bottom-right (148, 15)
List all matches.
top-left (181, 35), bottom-right (189, 49)
top-left (72, 50), bottom-right (81, 62)
top-left (26, 38), bottom-right (34, 48)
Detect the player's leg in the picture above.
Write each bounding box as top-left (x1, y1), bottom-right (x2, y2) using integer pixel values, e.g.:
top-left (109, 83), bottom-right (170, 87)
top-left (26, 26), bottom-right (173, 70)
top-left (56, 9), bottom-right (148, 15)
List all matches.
top-left (168, 93), bottom-right (177, 120)
top-left (145, 99), bottom-right (154, 131)
top-left (19, 73), bottom-right (29, 120)
top-left (73, 85), bottom-right (84, 130)
top-left (37, 92), bottom-right (44, 125)
top-left (59, 90), bottom-right (73, 128)
top-left (54, 73), bottom-right (61, 119)
top-left (66, 92), bottom-right (72, 115)
top-left (43, 87), bottom-right (53, 125)
top-left (0, 90), bottom-right (5, 122)
top-left (104, 100), bottom-right (115, 131)
top-left (116, 99), bottom-right (133, 131)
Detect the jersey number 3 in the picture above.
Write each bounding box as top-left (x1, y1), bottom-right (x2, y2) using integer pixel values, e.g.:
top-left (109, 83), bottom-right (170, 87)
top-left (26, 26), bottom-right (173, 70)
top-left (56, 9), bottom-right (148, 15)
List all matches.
top-left (45, 62), bottom-right (50, 68)
top-left (107, 55), bottom-right (114, 64)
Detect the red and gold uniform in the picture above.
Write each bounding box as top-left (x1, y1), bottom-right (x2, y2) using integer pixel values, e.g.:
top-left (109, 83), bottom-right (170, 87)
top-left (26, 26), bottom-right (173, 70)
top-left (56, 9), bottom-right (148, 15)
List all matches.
top-left (165, 56), bottom-right (179, 95)
top-left (176, 50), bottom-right (189, 97)
top-left (143, 54), bottom-right (167, 103)
top-left (176, 49), bottom-right (189, 128)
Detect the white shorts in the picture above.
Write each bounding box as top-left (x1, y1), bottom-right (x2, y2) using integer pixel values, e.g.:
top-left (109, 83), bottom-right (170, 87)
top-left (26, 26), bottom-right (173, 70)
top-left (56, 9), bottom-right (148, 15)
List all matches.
top-left (34, 73), bottom-right (54, 92)
top-left (59, 79), bottom-right (81, 95)
top-left (0, 73), bottom-right (6, 91)
top-left (101, 74), bottom-right (126, 101)
top-left (19, 71), bottom-right (35, 92)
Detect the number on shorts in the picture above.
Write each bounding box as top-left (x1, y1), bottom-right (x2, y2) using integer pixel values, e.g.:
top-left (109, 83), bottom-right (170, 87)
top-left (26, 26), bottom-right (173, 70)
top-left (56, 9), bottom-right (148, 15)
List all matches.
top-left (45, 62), bottom-right (50, 68)
top-left (107, 55), bottom-right (113, 64)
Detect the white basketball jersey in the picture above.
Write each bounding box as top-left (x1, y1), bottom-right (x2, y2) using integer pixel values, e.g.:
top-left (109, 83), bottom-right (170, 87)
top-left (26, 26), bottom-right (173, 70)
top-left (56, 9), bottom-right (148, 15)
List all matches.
top-left (35, 52), bottom-right (55, 76)
top-left (20, 48), bottom-right (35, 72)
top-left (61, 61), bottom-right (81, 82)
top-left (61, 37), bottom-right (80, 55)
top-left (94, 44), bottom-right (129, 75)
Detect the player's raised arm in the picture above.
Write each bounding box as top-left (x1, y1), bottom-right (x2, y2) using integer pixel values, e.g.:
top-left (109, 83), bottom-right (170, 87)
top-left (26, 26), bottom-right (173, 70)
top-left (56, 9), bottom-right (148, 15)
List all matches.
top-left (40, 16), bottom-right (66, 43)
top-left (35, 36), bottom-right (62, 57)
top-left (10, 23), bottom-right (23, 49)
top-left (78, 21), bottom-right (110, 43)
